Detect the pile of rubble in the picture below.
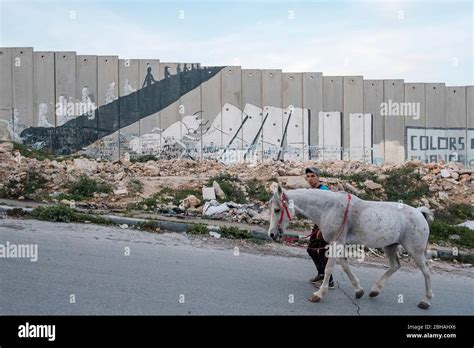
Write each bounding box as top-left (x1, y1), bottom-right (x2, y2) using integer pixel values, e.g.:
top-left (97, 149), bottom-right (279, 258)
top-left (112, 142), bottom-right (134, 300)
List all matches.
top-left (0, 142), bottom-right (473, 224)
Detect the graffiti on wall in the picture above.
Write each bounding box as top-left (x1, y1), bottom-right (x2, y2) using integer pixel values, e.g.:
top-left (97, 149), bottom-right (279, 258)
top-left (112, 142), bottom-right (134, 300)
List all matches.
top-left (406, 127), bottom-right (474, 166)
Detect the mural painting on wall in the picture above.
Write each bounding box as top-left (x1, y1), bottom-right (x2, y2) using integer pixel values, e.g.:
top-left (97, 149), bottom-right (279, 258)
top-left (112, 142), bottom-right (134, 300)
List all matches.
top-left (0, 108), bottom-right (27, 143)
top-left (19, 65), bottom-right (223, 154)
top-left (17, 63), bottom-right (314, 162)
top-left (127, 102), bottom-right (311, 162)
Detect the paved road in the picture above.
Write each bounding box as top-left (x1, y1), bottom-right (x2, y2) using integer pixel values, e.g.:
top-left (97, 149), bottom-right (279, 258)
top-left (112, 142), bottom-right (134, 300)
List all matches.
top-left (0, 217), bottom-right (472, 315)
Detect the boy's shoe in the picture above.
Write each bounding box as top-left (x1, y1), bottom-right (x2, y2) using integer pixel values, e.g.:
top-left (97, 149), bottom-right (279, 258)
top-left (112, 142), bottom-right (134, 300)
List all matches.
top-left (312, 278), bottom-right (336, 289)
top-left (309, 274), bottom-right (325, 284)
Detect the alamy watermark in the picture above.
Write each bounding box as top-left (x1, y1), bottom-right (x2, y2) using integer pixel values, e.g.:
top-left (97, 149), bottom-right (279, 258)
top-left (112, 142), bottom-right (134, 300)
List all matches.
top-left (380, 99), bottom-right (420, 120)
top-left (325, 243), bottom-right (365, 262)
top-left (18, 322), bottom-right (55, 341)
top-left (0, 241), bottom-right (38, 262)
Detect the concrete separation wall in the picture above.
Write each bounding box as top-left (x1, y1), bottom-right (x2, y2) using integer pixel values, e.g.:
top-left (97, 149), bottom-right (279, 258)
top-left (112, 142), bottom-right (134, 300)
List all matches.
top-left (1, 47), bottom-right (472, 167)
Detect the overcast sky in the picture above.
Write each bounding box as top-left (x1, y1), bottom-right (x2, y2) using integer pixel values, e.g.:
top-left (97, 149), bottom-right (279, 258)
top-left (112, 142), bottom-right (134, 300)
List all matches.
top-left (0, 0), bottom-right (472, 85)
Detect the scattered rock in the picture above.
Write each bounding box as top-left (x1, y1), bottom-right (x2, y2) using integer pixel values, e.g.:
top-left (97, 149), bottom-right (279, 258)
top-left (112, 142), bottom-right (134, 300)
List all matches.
top-left (209, 231), bottom-right (221, 239)
top-left (363, 180), bottom-right (383, 190)
top-left (344, 182), bottom-right (363, 195)
top-left (202, 187), bottom-right (216, 201)
top-left (0, 142), bottom-right (14, 153)
top-left (73, 158), bottom-right (98, 175)
top-left (181, 195), bottom-right (201, 209)
top-left (438, 191), bottom-right (449, 201)
top-left (285, 176), bottom-right (309, 189)
top-left (203, 200), bottom-right (230, 216)
top-left (213, 181), bottom-right (226, 200)
top-left (440, 169), bottom-right (450, 178)
top-left (113, 188), bottom-right (128, 196)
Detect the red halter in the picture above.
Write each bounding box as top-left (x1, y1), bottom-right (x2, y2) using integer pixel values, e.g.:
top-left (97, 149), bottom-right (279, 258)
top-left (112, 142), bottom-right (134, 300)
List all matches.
top-left (277, 192), bottom-right (293, 233)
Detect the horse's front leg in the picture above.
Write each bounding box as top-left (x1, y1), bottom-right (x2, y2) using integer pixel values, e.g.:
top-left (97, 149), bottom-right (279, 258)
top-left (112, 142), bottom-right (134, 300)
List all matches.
top-left (309, 249), bottom-right (337, 302)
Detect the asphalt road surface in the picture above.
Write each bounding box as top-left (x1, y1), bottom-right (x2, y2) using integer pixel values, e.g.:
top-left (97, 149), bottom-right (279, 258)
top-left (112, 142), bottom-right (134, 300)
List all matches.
top-left (0, 217), bottom-right (473, 315)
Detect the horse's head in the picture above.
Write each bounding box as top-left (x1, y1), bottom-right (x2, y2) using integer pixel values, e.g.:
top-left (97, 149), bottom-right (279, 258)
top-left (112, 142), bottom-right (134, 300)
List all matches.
top-left (268, 182), bottom-right (294, 241)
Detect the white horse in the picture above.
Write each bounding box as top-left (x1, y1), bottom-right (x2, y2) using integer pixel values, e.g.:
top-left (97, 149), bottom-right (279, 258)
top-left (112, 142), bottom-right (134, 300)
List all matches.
top-left (268, 183), bottom-right (435, 309)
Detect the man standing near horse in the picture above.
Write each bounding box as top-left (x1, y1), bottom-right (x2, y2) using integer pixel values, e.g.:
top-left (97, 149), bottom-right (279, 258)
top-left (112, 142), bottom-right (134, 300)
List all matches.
top-left (305, 167), bottom-right (335, 289)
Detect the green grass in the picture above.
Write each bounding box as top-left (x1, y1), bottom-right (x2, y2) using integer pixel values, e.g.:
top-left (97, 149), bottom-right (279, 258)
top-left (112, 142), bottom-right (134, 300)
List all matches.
top-left (322, 167), bottom-right (429, 205)
top-left (218, 226), bottom-right (251, 239)
top-left (66, 176), bottom-right (113, 201)
top-left (31, 205), bottom-right (79, 223)
top-left (435, 203), bottom-right (474, 225)
top-left (12, 142), bottom-right (54, 161)
top-left (382, 167), bottom-right (429, 205)
top-left (246, 181), bottom-right (272, 203)
top-left (187, 223), bottom-right (209, 235)
top-left (137, 220), bottom-right (160, 232)
top-left (207, 173), bottom-right (247, 204)
top-left (429, 221), bottom-right (474, 248)
top-left (6, 208), bottom-right (29, 218)
top-left (206, 173), bottom-right (241, 185)
top-left (30, 205), bottom-right (113, 225)
top-left (55, 193), bottom-right (83, 202)
top-left (128, 179), bottom-right (144, 195)
top-left (162, 187), bottom-right (202, 206)
top-left (134, 187), bottom-right (202, 210)
top-left (134, 195), bottom-right (163, 211)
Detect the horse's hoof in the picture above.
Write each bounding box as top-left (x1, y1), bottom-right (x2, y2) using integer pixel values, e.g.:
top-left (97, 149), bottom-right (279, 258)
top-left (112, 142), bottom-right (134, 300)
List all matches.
top-left (417, 301), bottom-right (430, 310)
top-left (308, 294), bottom-right (321, 303)
top-left (355, 289), bottom-right (364, 299)
top-left (369, 290), bottom-right (379, 298)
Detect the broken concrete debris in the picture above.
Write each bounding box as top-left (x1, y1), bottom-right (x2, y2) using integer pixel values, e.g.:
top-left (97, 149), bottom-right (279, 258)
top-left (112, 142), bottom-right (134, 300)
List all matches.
top-left (0, 144), bottom-right (472, 227)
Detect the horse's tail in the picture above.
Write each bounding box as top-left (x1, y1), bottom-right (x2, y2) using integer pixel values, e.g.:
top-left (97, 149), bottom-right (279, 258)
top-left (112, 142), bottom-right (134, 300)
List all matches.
top-left (417, 206), bottom-right (434, 224)
top-left (416, 206), bottom-right (435, 259)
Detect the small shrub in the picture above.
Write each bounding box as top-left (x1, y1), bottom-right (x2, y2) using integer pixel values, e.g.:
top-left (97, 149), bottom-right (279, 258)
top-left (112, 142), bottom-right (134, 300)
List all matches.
top-left (134, 187), bottom-right (202, 210)
top-left (6, 208), bottom-right (30, 218)
top-left (218, 226), bottom-right (251, 239)
top-left (218, 181), bottom-right (247, 203)
top-left (247, 181), bottom-right (272, 203)
top-left (207, 173), bottom-right (241, 185)
top-left (67, 176), bottom-right (113, 200)
top-left (207, 174), bottom-right (246, 203)
top-left (80, 214), bottom-right (113, 225)
top-left (30, 205), bottom-right (114, 226)
top-left (162, 187), bottom-right (202, 206)
top-left (128, 179), bottom-right (144, 195)
top-left (187, 223), bottom-right (209, 235)
top-left (382, 167), bottom-right (429, 205)
top-left (429, 221), bottom-right (474, 248)
top-left (435, 203), bottom-right (474, 225)
top-left (134, 195), bottom-right (162, 211)
top-left (31, 205), bottom-right (78, 223)
top-left (138, 220), bottom-right (159, 232)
